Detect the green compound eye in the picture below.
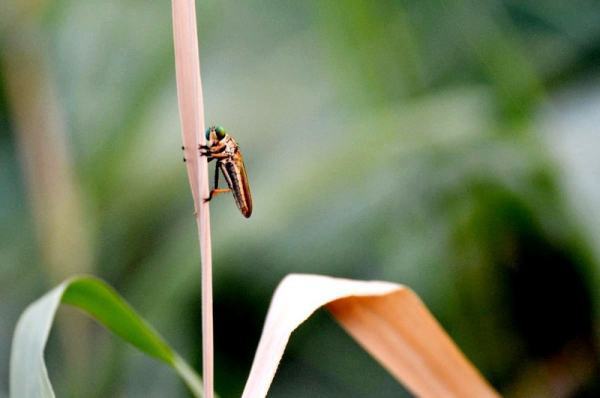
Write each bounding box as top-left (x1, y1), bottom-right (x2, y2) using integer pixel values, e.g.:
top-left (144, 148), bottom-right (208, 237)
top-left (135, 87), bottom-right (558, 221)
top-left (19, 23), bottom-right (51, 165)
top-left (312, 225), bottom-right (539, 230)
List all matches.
top-left (214, 126), bottom-right (226, 140)
top-left (205, 126), bottom-right (226, 141)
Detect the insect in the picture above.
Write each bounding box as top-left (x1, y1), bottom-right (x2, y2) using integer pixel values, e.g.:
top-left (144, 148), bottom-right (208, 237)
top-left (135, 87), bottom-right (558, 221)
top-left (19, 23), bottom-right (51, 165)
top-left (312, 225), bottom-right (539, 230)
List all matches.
top-left (199, 126), bottom-right (253, 218)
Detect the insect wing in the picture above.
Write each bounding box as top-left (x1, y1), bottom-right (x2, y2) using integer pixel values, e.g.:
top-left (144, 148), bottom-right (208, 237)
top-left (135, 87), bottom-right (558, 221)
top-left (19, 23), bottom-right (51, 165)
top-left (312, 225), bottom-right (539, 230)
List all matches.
top-left (233, 151), bottom-right (253, 218)
top-left (219, 150), bottom-right (252, 218)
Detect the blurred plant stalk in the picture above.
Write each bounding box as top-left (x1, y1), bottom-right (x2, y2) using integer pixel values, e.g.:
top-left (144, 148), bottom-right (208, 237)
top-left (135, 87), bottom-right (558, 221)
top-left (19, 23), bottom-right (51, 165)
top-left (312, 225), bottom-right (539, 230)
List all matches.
top-left (2, 1), bottom-right (95, 394)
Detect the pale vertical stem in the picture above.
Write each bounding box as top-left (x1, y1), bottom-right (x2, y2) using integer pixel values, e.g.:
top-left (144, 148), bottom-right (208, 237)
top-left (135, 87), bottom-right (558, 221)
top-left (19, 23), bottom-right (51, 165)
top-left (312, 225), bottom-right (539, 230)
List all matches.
top-left (199, 195), bottom-right (213, 398)
top-left (171, 1), bottom-right (213, 397)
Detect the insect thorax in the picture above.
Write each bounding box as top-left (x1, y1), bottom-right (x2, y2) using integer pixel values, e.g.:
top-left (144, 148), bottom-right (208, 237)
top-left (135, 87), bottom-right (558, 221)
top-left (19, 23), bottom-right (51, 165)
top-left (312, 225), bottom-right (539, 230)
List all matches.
top-left (222, 136), bottom-right (238, 156)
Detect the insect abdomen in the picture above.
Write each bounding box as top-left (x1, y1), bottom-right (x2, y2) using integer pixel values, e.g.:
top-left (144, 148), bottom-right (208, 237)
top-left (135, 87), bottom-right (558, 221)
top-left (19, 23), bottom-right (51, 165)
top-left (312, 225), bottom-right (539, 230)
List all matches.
top-left (221, 160), bottom-right (252, 218)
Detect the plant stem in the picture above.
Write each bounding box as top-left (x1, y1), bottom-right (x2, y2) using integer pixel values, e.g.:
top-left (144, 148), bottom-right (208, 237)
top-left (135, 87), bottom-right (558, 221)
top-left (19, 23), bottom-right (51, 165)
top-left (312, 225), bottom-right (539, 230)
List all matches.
top-left (171, 1), bottom-right (213, 396)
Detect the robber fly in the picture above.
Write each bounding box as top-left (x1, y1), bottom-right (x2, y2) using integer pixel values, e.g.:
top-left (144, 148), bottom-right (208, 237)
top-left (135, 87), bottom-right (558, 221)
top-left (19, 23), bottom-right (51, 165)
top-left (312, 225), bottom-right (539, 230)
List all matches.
top-left (199, 126), bottom-right (252, 218)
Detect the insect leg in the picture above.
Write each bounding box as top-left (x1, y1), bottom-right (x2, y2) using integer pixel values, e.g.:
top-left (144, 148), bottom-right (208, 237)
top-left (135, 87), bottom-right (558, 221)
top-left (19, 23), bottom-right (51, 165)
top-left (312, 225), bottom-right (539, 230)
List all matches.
top-left (200, 152), bottom-right (230, 159)
top-left (214, 163), bottom-right (220, 189)
top-left (204, 189), bottom-right (231, 203)
top-left (199, 144), bottom-right (226, 153)
top-left (199, 150), bottom-right (216, 162)
top-left (204, 162), bottom-right (231, 202)
top-left (200, 142), bottom-right (226, 153)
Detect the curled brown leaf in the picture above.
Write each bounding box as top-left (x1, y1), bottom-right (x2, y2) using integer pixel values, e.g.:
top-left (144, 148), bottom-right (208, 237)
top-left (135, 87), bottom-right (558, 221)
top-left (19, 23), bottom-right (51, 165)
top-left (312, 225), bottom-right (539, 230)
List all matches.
top-left (243, 274), bottom-right (498, 398)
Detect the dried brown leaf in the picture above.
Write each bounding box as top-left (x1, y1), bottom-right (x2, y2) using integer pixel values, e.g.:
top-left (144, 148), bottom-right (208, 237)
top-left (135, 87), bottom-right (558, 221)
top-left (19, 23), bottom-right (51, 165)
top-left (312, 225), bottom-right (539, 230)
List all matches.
top-left (242, 274), bottom-right (499, 398)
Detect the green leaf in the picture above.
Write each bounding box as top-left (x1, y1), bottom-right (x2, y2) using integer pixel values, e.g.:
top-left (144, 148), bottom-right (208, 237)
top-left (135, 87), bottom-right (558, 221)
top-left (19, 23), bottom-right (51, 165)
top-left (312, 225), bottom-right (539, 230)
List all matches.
top-left (9, 276), bottom-right (203, 398)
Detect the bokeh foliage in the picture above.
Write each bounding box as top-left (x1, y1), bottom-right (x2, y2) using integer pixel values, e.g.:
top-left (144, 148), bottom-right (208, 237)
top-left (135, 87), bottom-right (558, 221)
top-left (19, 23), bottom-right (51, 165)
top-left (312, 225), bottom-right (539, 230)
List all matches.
top-left (1, 0), bottom-right (600, 397)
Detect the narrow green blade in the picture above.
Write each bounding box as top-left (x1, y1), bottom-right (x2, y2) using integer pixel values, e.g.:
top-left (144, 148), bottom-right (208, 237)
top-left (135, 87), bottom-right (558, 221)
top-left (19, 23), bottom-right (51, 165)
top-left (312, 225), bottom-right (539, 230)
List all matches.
top-left (10, 276), bottom-right (203, 398)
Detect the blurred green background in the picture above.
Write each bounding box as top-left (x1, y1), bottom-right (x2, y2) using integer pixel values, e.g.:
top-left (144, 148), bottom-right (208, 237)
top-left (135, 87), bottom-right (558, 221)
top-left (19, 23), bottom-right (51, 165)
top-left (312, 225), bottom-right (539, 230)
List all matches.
top-left (1, 0), bottom-right (600, 397)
